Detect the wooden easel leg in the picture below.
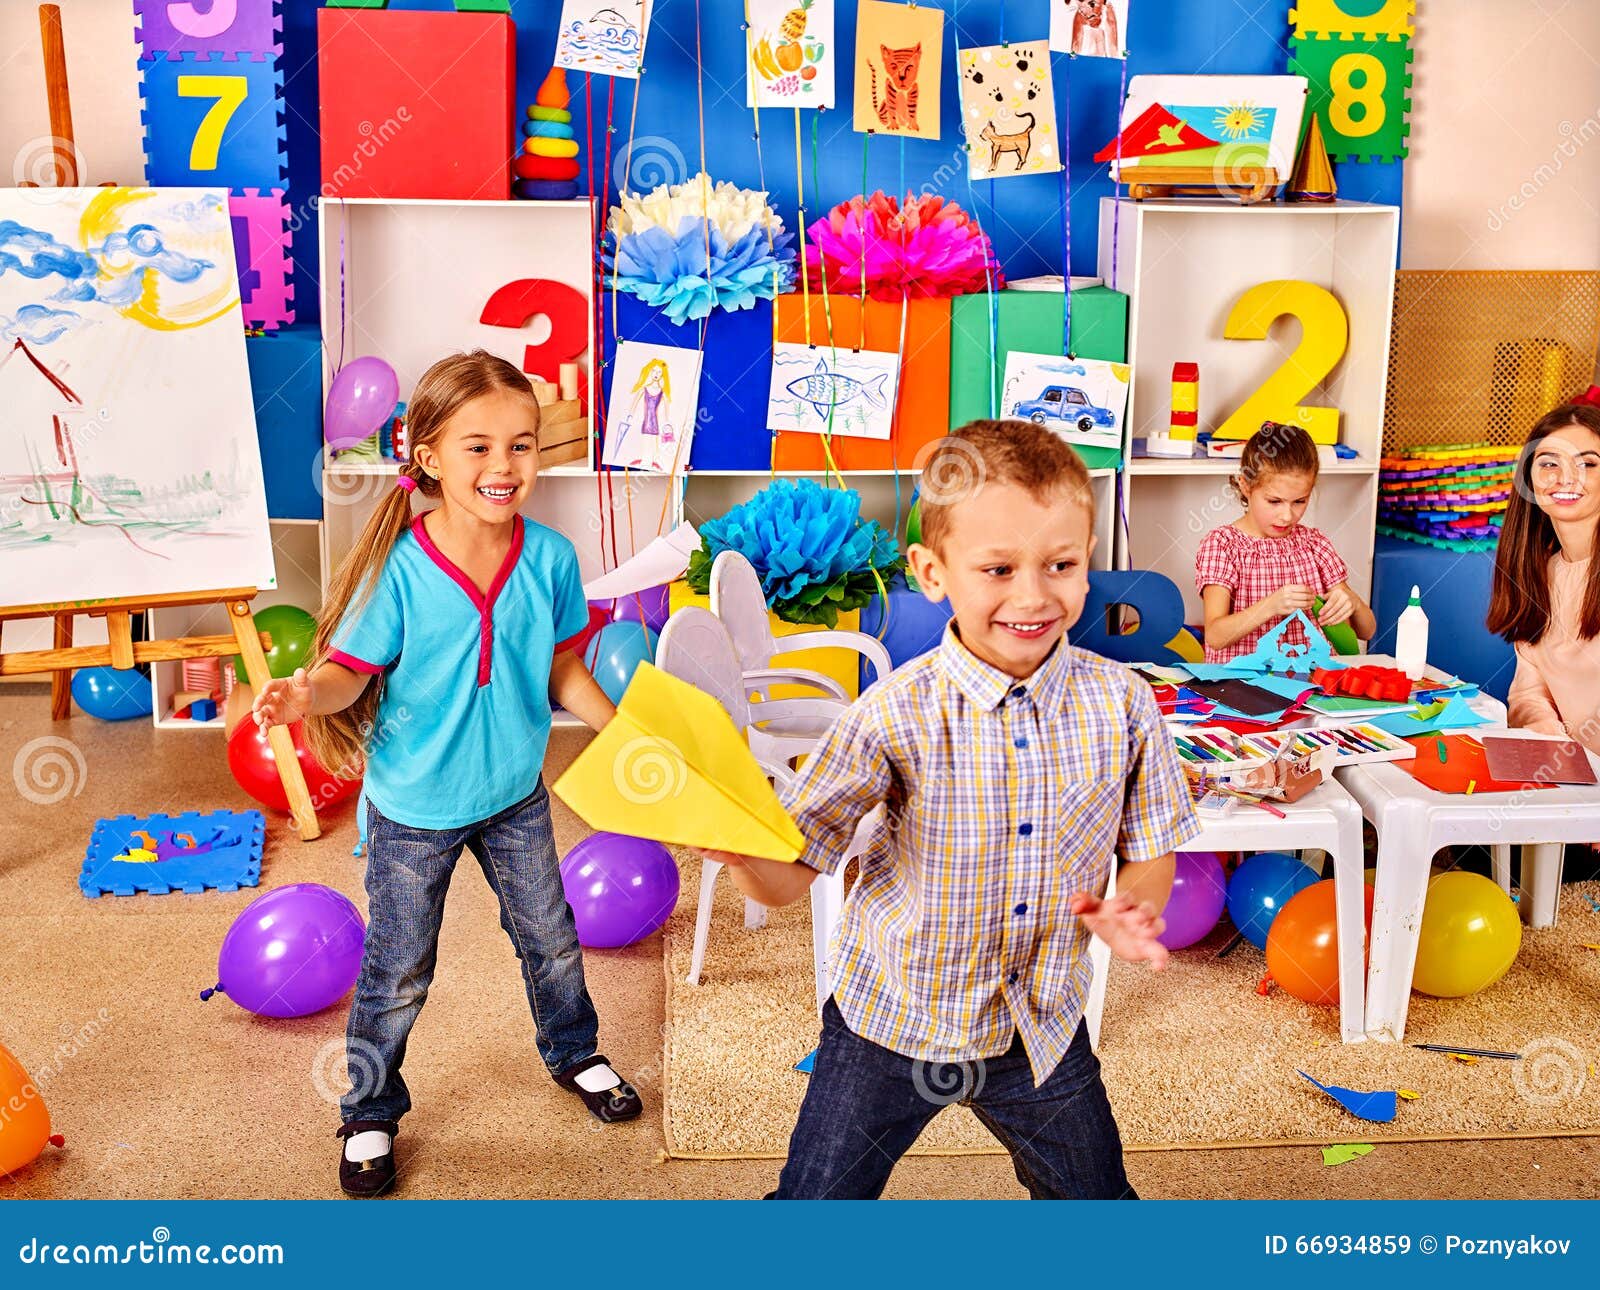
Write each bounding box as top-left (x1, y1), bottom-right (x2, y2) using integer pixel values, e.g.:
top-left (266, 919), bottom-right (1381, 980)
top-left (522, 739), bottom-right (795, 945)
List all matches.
top-left (50, 613), bottom-right (72, 720)
top-left (228, 598), bottom-right (321, 842)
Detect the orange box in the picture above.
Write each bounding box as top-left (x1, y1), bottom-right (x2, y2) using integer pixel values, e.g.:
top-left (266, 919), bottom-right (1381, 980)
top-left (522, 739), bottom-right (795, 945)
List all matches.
top-left (772, 293), bottom-right (951, 472)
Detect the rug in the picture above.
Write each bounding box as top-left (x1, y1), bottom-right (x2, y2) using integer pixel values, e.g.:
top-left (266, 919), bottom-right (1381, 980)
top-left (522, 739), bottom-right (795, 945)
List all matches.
top-left (661, 858), bottom-right (1600, 1158)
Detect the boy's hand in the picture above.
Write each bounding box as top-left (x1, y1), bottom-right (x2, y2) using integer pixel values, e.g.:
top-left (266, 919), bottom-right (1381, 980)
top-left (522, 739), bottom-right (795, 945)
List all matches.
top-left (1069, 892), bottom-right (1170, 972)
top-left (253, 668), bottom-right (313, 730)
top-left (1266, 583), bottom-right (1316, 618)
top-left (1316, 586), bottom-right (1355, 626)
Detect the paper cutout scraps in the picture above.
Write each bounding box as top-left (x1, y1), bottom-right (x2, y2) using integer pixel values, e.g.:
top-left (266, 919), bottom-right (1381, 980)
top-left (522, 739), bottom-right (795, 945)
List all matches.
top-left (795, 1048), bottom-right (817, 1074)
top-left (1299, 1071), bottom-right (1397, 1123)
top-left (555, 0), bottom-right (651, 80)
top-left (768, 342), bottom-right (899, 440)
top-left (1051, 0), bottom-right (1128, 59)
top-left (958, 44), bottom-right (1061, 180)
top-left (853, 0), bottom-right (944, 140)
top-left (747, 0), bottom-right (835, 108)
top-left (551, 662), bottom-right (805, 862)
top-left (1241, 611), bottom-right (1339, 675)
top-left (1370, 696), bottom-right (1489, 739)
top-left (582, 522), bottom-right (699, 600)
top-left (1001, 352), bottom-right (1129, 453)
top-left (1321, 1143), bottom-right (1375, 1167)
top-left (604, 340), bottom-right (703, 474)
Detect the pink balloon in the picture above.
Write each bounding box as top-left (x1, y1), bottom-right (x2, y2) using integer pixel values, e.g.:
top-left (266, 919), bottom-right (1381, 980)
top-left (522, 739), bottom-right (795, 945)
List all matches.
top-left (325, 356), bottom-right (400, 450)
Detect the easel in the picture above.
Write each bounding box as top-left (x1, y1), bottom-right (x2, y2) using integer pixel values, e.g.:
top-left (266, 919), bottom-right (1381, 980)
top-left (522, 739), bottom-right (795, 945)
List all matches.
top-left (0, 592), bottom-right (322, 841)
top-left (1123, 165), bottom-right (1282, 204)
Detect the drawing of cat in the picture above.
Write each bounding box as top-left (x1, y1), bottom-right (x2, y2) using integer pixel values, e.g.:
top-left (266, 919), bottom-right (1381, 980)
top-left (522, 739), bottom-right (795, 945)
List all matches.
top-left (869, 43), bottom-right (921, 132)
top-left (979, 112), bottom-right (1035, 171)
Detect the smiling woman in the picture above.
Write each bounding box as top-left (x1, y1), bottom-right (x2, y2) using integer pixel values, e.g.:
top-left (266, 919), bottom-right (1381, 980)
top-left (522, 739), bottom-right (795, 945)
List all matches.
top-left (1488, 397), bottom-right (1600, 756)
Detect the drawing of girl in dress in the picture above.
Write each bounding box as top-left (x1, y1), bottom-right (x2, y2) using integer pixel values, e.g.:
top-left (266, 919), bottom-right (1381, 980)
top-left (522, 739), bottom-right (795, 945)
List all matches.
top-left (612, 359), bottom-right (675, 469)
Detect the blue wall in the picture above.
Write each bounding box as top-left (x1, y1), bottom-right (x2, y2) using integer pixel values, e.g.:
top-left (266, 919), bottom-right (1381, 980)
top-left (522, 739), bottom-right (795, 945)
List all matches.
top-left (282, 0), bottom-right (1403, 325)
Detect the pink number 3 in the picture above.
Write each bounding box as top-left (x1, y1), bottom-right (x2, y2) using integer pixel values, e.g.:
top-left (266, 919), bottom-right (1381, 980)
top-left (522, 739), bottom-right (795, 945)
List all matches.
top-left (166, 0), bottom-right (238, 40)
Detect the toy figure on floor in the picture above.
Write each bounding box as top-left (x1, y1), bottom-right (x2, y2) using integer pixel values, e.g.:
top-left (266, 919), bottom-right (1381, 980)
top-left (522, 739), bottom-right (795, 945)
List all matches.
top-left (611, 358), bottom-right (677, 469)
top-left (253, 351), bottom-right (642, 1199)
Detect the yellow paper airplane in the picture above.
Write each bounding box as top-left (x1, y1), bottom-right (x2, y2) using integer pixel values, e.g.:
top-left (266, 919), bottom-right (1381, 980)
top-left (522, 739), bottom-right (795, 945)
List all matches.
top-left (552, 663), bottom-right (805, 862)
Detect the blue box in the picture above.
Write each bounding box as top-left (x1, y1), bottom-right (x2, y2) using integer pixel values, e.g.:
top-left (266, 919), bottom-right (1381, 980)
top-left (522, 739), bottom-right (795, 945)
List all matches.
top-left (246, 323), bottom-right (323, 520)
top-left (604, 296), bottom-right (775, 472)
top-left (858, 575), bottom-right (954, 687)
top-left (1371, 536), bottom-right (1516, 701)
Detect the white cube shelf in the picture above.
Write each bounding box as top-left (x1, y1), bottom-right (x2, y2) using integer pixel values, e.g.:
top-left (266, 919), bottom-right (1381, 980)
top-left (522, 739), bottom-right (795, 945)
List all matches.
top-left (1098, 197), bottom-right (1399, 461)
top-left (1099, 198), bottom-right (1398, 621)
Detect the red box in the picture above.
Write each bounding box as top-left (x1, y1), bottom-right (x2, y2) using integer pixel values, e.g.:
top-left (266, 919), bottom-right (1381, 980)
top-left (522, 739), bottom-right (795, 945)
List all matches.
top-left (317, 9), bottom-right (514, 201)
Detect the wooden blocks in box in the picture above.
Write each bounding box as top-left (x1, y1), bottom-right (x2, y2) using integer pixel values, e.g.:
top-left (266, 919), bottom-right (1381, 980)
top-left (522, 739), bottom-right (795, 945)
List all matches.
top-left (538, 396), bottom-right (588, 469)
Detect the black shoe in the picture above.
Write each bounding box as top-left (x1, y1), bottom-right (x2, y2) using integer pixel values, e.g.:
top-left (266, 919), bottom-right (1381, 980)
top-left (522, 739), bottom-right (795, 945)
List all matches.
top-left (555, 1054), bottom-right (643, 1124)
top-left (336, 1119), bottom-right (399, 1197)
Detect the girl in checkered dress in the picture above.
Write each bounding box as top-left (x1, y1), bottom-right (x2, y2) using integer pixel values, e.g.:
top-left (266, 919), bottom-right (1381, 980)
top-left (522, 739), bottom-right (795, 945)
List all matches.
top-left (1196, 422), bottom-right (1375, 663)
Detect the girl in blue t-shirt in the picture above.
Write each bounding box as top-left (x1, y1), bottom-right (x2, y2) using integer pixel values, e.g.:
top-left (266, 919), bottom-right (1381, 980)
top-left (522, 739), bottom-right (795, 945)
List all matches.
top-left (253, 350), bottom-right (640, 1198)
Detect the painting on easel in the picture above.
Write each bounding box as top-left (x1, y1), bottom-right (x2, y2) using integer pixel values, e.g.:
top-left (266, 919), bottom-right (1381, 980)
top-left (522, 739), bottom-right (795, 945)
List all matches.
top-left (0, 186), bottom-right (274, 606)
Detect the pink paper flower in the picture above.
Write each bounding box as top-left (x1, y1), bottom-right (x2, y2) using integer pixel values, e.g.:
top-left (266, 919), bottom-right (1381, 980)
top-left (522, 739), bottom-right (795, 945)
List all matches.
top-left (803, 191), bottom-right (1004, 301)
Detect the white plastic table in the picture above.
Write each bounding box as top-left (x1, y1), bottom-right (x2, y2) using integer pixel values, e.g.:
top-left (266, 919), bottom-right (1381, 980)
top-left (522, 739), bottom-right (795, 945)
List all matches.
top-left (1086, 775), bottom-right (1369, 1046)
top-left (1332, 659), bottom-right (1600, 1042)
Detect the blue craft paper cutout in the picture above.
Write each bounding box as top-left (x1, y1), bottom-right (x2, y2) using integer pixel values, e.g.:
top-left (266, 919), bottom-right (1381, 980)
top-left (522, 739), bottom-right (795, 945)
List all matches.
top-left (1370, 695), bottom-right (1490, 738)
top-left (1298, 1071), bottom-right (1398, 1123)
top-left (1240, 611), bottom-right (1339, 675)
top-left (795, 1048), bottom-right (816, 1074)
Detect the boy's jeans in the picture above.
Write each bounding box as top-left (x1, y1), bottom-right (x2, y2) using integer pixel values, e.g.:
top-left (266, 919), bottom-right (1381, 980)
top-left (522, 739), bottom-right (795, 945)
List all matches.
top-left (340, 779), bottom-right (599, 1125)
top-left (772, 998), bottom-right (1137, 1200)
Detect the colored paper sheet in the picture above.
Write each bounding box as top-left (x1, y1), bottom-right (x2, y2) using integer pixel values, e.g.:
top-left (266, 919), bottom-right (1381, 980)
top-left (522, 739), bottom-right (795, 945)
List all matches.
top-left (552, 663), bottom-right (805, 862)
top-left (1322, 1143), bottom-right (1376, 1166)
top-left (794, 1048), bottom-right (816, 1074)
top-left (1299, 1072), bottom-right (1397, 1123)
top-left (1370, 696), bottom-right (1490, 739)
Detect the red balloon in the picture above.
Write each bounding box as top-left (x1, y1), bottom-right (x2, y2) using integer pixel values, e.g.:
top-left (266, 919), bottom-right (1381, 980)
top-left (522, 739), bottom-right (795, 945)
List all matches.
top-left (1264, 879), bottom-right (1374, 1007)
top-left (227, 720), bottom-right (360, 815)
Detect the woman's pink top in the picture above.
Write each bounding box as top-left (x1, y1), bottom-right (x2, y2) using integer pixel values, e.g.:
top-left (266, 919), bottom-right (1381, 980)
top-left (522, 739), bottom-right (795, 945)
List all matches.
top-left (1507, 552), bottom-right (1600, 756)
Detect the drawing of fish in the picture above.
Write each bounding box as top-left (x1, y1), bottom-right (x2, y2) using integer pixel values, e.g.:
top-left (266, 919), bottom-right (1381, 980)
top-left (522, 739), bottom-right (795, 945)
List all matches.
top-left (785, 357), bottom-right (888, 419)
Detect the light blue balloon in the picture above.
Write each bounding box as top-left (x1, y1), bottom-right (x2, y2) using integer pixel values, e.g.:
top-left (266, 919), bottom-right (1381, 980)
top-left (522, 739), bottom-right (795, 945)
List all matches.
top-left (1226, 852), bottom-right (1319, 950)
top-left (583, 621), bottom-right (657, 706)
top-left (71, 666), bottom-right (153, 721)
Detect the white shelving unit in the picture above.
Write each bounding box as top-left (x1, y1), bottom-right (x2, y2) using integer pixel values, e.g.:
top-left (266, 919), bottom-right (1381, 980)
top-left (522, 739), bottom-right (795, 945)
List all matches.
top-left (1098, 197), bottom-right (1400, 619)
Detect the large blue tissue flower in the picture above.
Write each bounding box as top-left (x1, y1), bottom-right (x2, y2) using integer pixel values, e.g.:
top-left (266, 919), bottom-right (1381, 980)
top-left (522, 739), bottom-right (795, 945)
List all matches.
top-left (604, 217), bottom-right (796, 323)
top-left (686, 479), bottom-right (903, 627)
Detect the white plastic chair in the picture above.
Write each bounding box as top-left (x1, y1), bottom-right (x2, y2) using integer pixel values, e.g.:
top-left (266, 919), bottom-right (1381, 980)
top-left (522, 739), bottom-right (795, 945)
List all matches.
top-left (709, 549), bottom-right (893, 704)
top-left (655, 606), bottom-right (867, 1013)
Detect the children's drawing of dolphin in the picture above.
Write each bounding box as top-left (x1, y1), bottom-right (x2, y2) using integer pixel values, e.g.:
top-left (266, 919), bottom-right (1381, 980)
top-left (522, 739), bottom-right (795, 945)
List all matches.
top-left (786, 357), bottom-right (888, 419)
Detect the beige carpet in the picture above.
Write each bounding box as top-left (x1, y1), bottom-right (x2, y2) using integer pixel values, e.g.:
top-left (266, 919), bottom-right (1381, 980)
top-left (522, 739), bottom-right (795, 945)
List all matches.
top-left (3, 681), bottom-right (1598, 1198)
top-left (663, 854), bottom-right (1600, 1158)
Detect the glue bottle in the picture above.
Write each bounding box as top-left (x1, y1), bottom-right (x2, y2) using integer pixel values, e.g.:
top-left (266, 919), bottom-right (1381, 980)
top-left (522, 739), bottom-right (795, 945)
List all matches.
top-left (1395, 585), bottom-right (1429, 680)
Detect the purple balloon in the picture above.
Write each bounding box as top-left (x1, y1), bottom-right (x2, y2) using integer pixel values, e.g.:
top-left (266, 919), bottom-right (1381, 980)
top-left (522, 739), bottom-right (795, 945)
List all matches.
top-left (325, 356), bottom-right (400, 450)
top-left (610, 583), bottom-right (671, 634)
top-left (1157, 851), bottom-right (1228, 950)
top-left (210, 883), bottom-right (366, 1017)
top-left (559, 833), bottom-right (680, 949)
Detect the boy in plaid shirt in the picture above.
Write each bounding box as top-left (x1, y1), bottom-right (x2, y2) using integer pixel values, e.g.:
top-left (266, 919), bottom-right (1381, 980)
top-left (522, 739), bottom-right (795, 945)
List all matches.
top-left (703, 420), bottom-right (1199, 1199)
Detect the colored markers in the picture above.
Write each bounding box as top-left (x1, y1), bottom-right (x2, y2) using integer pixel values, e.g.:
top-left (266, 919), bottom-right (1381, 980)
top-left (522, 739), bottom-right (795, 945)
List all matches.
top-left (1171, 723), bottom-right (1414, 770)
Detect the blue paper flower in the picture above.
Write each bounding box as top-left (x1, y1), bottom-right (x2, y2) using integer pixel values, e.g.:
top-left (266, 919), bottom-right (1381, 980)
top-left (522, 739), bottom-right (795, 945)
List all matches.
top-left (604, 218), bottom-right (796, 323)
top-left (686, 479), bottom-right (902, 627)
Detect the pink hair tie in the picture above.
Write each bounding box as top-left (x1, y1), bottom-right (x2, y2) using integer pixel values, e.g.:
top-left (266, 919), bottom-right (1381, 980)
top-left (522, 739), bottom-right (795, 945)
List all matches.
top-left (396, 474), bottom-right (418, 493)
top-left (1572, 384), bottom-right (1600, 408)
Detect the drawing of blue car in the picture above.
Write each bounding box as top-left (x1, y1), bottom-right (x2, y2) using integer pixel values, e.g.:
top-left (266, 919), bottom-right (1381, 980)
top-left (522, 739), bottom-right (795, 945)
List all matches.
top-left (1010, 384), bottom-right (1117, 433)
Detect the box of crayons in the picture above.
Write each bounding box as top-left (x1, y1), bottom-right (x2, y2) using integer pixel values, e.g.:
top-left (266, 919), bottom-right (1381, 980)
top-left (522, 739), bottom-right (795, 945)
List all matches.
top-left (1172, 723), bottom-right (1417, 770)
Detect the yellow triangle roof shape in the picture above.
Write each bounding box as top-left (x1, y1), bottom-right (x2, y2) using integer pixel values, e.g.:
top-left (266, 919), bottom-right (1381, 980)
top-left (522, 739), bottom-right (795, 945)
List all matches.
top-left (552, 663), bottom-right (805, 862)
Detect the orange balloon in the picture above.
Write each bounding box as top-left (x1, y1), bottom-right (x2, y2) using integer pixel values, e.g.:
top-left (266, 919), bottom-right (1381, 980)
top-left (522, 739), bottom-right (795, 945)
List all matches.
top-left (0, 1042), bottom-right (52, 1178)
top-left (1265, 879), bottom-right (1374, 1007)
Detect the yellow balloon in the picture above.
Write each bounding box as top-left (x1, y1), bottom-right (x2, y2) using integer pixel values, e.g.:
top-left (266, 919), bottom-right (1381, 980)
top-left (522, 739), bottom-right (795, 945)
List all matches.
top-left (1411, 872), bottom-right (1522, 998)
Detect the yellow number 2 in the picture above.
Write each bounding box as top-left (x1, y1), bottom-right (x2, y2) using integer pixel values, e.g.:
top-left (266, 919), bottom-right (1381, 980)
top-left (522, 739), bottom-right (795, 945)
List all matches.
top-left (1214, 280), bottom-right (1348, 446)
top-left (177, 75), bottom-right (249, 171)
top-left (1330, 52), bottom-right (1386, 139)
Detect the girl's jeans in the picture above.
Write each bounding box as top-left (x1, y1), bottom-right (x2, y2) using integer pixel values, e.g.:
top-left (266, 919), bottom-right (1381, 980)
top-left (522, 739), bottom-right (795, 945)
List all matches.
top-left (340, 779), bottom-right (599, 1125)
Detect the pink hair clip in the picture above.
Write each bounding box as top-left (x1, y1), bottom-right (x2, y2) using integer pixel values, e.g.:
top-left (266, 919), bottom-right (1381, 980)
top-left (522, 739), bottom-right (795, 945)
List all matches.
top-left (396, 474), bottom-right (418, 493)
top-left (1571, 384), bottom-right (1600, 408)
